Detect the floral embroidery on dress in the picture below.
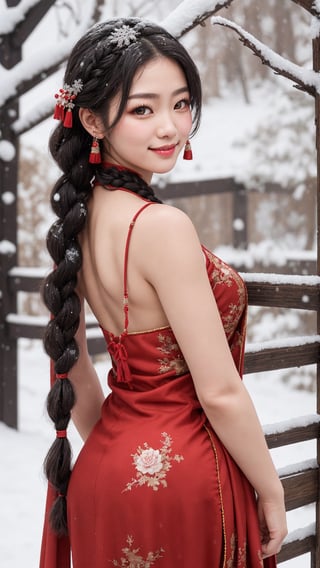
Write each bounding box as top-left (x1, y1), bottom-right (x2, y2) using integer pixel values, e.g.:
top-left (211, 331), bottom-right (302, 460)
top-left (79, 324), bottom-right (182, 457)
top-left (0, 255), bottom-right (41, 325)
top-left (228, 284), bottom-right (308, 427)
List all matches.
top-left (110, 535), bottom-right (164, 567)
top-left (205, 249), bottom-right (247, 341)
top-left (157, 333), bottom-right (188, 375)
top-left (124, 432), bottom-right (184, 492)
top-left (227, 534), bottom-right (254, 567)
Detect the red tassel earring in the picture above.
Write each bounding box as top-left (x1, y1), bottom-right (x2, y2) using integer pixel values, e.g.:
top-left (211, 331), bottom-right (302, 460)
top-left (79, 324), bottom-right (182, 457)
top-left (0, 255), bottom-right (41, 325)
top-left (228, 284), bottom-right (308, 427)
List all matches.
top-left (183, 139), bottom-right (193, 160)
top-left (89, 136), bottom-right (102, 164)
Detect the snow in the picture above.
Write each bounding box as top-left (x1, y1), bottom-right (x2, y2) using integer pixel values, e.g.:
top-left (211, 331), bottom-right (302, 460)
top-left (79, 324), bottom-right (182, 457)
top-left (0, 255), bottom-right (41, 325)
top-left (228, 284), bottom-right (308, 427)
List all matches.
top-left (161, 0), bottom-right (225, 35)
top-left (9, 266), bottom-right (48, 278)
top-left (1, 191), bottom-right (15, 205)
top-left (263, 413), bottom-right (320, 436)
top-left (0, 239), bottom-right (16, 255)
top-left (0, 0), bottom-right (39, 34)
top-left (310, 16), bottom-right (320, 39)
top-left (211, 16), bottom-right (320, 94)
top-left (6, 313), bottom-right (48, 326)
top-left (277, 459), bottom-right (317, 478)
top-left (241, 273), bottom-right (320, 285)
top-left (215, 243), bottom-right (316, 270)
top-left (246, 334), bottom-right (320, 353)
top-left (0, 140), bottom-right (16, 162)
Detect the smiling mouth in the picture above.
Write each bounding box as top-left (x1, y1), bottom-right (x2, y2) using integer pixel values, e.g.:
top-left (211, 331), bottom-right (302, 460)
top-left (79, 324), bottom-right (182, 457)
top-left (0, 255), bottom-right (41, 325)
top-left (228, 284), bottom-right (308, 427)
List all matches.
top-left (150, 143), bottom-right (178, 153)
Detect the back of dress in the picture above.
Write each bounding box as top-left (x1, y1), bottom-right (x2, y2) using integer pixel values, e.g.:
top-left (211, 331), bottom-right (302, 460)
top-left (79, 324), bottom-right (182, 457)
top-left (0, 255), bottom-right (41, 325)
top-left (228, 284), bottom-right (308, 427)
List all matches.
top-left (63, 201), bottom-right (275, 568)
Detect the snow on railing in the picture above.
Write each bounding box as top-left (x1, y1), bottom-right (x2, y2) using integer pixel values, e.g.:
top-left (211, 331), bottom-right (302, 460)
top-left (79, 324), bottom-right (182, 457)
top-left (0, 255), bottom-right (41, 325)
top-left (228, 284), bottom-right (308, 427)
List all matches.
top-left (283, 523), bottom-right (316, 544)
top-left (263, 413), bottom-right (320, 436)
top-left (277, 459), bottom-right (318, 478)
top-left (246, 335), bottom-right (320, 353)
top-left (242, 273), bottom-right (320, 286)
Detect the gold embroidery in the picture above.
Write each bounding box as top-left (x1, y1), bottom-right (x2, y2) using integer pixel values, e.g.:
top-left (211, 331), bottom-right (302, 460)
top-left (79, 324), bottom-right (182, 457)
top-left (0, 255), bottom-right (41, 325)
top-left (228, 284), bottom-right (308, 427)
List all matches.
top-left (227, 533), bottom-right (236, 567)
top-left (227, 534), bottom-right (248, 567)
top-left (205, 250), bottom-right (247, 344)
top-left (127, 325), bottom-right (171, 336)
top-left (110, 535), bottom-right (164, 567)
top-left (157, 333), bottom-right (189, 375)
top-left (204, 424), bottom-right (227, 567)
top-left (124, 432), bottom-right (184, 492)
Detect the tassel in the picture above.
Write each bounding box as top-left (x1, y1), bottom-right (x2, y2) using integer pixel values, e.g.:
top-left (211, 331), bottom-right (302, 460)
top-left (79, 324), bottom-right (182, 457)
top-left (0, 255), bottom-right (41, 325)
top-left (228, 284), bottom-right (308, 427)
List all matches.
top-left (89, 137), bottom-right (102, 164)
top-left (63, 109), bottom-right (73, 128)
top-left (53, 104), bottom-right (64, 121)
top-left (183, 140), bottom-right (193, 160)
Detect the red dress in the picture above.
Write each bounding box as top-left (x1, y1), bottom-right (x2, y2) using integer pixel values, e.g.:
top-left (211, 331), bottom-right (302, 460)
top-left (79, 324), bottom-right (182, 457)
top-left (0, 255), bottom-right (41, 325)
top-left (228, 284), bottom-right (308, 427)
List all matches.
top-left (40, 202), bottom-right (277, 568)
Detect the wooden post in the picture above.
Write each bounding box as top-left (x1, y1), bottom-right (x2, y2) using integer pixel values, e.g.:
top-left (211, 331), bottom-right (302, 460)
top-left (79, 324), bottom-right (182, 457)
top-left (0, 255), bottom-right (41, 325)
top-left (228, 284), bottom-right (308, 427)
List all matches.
top-left (0, 2), bottom-right (22, 429)
top-left (232, 185), bottom-right (248, 249)
top-left (0, 0), bottom-right (57, 428)
top-left (312, 32), bottom-right (320, 568)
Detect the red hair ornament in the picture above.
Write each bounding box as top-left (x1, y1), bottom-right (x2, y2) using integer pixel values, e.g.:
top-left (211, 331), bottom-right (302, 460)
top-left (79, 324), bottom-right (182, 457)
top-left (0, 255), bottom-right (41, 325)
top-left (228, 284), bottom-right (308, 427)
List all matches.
top-left (53, 79), bottom-right (83, 128)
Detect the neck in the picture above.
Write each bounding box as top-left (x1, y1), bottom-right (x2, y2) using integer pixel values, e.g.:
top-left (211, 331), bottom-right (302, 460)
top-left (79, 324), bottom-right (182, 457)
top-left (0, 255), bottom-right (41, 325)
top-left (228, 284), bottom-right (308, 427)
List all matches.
top-left (94, 163), bottom-right (162, 204)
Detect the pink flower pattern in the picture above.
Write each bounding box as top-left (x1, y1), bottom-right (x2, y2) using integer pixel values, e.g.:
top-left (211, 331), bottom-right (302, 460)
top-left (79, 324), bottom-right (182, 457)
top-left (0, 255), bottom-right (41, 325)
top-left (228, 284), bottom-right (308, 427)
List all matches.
top-left (124, 432), bottom-right (184, 492)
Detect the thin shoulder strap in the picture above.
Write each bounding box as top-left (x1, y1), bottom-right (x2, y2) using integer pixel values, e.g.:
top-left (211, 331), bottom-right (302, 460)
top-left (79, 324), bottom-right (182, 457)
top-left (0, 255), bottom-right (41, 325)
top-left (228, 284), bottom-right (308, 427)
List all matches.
top-left (122, 202), bottom-right (154, 333)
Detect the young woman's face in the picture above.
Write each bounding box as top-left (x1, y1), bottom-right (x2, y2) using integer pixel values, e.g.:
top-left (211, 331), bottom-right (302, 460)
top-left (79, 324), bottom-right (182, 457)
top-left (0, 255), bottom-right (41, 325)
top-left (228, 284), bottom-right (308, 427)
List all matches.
top-left (103, 56), bottom-right (193, 183)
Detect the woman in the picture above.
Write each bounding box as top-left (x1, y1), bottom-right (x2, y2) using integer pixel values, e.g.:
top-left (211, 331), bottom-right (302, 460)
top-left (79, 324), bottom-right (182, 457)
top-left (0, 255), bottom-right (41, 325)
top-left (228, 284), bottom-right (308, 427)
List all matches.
top-left (40, 17), bottom-right (287, 568)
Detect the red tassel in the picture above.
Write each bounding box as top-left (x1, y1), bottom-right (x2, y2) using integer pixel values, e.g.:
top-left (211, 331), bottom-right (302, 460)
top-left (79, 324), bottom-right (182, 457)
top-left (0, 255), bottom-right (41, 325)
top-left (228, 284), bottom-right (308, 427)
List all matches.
top-left (89, 138), bottom-right (102, 164)
top-left (53, 104), bottom-right (64, 121)
top-left (63, 109), bottom-right (73, 128)
top-left (183, 140), bottom-right (193, 160)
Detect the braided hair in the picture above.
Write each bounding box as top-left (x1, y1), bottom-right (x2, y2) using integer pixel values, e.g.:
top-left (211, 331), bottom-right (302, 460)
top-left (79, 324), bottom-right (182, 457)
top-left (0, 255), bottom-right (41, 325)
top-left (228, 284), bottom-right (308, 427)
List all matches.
top-left (42, 17), bottom-right (202, 535)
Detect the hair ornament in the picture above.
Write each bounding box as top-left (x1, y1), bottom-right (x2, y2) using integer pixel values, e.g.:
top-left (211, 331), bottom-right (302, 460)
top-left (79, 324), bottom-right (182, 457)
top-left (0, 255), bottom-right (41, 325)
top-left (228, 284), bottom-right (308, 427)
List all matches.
top-left (56, 429), bottom-right (67, 438)
top-left (56, 372), bottom-right (68, 379)
top-left (109, 24), bottom-right (140, 49)
top-left (53, 79), bottom-right (83, 128)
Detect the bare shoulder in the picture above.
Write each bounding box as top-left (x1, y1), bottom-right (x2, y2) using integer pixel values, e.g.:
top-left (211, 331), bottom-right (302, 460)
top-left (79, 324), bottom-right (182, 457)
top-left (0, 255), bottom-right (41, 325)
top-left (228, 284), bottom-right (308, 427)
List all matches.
top-left (137, 203), bottom-right (204, 279)
top-left (140, 203), bottom-right (199, 243)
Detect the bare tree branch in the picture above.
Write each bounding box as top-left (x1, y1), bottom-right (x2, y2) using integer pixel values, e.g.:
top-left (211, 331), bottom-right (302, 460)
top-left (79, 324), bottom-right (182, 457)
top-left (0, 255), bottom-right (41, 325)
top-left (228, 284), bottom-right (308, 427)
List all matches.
top-left (161, 0), bottom-right (236, 38)
top-left (290, 0), bottom-right (320, 17)
top-left (211, 16), bottom-right (320, 97)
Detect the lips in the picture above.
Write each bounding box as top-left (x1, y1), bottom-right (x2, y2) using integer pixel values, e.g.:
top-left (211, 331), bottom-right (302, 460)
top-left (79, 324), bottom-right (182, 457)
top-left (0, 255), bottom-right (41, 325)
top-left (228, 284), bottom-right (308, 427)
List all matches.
top-left (150, 143), bottom-right (178, 156)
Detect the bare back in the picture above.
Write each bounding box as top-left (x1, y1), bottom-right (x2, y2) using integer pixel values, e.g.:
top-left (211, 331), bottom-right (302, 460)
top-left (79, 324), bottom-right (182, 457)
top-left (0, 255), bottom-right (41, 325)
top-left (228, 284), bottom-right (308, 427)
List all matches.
top-left (77, 184), bottom-right (170, 335)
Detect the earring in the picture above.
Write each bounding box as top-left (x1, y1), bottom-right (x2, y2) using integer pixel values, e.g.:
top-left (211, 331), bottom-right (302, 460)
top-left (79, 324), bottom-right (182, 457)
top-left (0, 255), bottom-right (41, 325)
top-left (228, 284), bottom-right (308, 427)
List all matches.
top-left (89, 136), bottom-right (102, 164)
top-left (183, 139), bottom-right (193, 160)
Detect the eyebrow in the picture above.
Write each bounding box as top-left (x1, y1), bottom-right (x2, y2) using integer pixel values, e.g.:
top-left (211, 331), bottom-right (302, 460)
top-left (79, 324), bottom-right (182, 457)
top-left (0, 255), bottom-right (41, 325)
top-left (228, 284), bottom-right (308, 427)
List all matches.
top-left (128, 86), bottom-right (189, 100)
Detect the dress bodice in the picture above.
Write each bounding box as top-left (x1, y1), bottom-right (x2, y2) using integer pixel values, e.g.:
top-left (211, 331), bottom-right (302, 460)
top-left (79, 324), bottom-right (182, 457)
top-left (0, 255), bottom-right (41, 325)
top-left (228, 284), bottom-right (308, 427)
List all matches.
top-left (101, 243), bottom-right (247, 391)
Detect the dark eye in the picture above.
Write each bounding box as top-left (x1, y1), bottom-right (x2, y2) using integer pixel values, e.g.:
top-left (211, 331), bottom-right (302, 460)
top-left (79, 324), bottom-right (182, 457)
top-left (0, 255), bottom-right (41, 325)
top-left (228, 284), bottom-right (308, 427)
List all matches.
top-left (133, 106), bottom-right (152, 116)
top-left (175, 99), bottom-right (190, 110)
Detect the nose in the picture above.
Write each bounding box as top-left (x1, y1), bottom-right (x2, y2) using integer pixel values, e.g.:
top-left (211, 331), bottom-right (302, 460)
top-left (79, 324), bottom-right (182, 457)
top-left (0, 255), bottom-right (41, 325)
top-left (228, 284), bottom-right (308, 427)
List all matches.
top-left (156, 110), bottom-right (177, 139)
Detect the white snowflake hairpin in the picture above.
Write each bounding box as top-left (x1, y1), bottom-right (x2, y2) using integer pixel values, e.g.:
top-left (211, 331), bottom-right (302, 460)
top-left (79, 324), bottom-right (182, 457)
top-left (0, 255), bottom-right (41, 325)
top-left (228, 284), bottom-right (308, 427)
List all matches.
top-left (109, 24), bottom-right (140, 49)
top-left (53, 79), bottom-right (83, 128)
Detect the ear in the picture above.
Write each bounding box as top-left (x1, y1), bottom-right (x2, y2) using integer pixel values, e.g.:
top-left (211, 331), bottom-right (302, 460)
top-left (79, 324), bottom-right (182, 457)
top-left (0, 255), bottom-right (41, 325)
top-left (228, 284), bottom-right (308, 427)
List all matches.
top-left (78, 108), bottom-right (105, 138)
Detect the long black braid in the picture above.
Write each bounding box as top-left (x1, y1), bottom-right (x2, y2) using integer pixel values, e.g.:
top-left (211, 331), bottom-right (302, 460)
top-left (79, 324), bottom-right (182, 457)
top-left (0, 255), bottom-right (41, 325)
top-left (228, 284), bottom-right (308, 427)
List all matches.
top-left (95, 165), bottom-right (162, 203)
top-left (42, 17), bottom-right (201, 536)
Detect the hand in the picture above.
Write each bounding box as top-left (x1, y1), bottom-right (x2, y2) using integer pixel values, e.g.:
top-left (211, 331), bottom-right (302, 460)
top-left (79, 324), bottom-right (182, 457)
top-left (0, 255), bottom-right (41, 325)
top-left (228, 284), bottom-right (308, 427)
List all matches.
top-left (257, 495), bottom-right (288, 559)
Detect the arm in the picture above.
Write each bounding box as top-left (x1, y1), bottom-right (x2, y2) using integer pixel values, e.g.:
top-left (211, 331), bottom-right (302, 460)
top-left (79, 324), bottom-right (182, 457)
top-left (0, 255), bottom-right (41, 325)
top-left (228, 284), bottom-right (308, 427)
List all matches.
top-left (142, 205), bottom-right (287, 557)
top-left (68, 294), bottom-right (105, 441)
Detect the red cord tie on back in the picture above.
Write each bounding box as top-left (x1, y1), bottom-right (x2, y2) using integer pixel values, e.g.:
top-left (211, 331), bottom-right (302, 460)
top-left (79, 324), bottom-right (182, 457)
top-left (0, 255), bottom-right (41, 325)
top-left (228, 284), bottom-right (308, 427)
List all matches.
top-left (56, 373), bottom-right (68, 379)
top-left (108, 340), bottom-right (132, 384)
top-left (56, 430), bottom-right (67, 438)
